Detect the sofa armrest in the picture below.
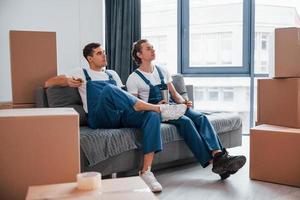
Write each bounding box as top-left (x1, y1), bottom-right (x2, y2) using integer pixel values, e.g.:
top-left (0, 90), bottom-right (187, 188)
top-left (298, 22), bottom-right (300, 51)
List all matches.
top-left (172, 74), bottom-right (193, 106)
top-left (35, 87), bottom-right (48, 108)
top-left (186, 84), bottom-right (194, 103)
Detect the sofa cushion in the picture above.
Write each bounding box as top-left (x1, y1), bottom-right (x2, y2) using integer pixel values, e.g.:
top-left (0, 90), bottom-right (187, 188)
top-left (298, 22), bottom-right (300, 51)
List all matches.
top-left (46, 86), bottom-right (87, 126)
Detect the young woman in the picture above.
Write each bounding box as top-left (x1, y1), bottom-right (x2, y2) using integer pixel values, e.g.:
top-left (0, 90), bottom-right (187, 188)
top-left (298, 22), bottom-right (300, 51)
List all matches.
top-left (126, 39), bottom-right (246, 182)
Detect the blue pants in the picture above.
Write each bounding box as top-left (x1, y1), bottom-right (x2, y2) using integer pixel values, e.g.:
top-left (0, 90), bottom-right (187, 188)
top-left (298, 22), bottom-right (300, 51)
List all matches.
top-left (168, 108), bottom-right (224, 167)
top-left (121, 109), bottom-right (162, 154)
top-left (93, 84), bottom-right (162, 154)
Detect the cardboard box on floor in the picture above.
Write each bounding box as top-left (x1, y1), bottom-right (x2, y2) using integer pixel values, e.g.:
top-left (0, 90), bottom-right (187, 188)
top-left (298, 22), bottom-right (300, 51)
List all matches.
top-left (257, 78), bottom-right (300, 128)
top-left (0, 108), bottom-right (80, 200)
top-left (250, 124), bottom-right (300, 188)
top-left (275, 27), bottom-right (300, 78)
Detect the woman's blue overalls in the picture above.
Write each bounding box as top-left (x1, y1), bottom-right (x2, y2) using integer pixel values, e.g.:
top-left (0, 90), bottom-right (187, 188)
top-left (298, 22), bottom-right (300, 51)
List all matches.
top-left (134, 66), bottom-right (225, 167)
top-left (83, 68), bottom-right (162, 154)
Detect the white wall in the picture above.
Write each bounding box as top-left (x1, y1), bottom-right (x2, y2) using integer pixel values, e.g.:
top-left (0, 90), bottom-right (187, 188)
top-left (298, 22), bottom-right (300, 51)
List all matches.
top-left (0, 0), bottom-right (104, 102)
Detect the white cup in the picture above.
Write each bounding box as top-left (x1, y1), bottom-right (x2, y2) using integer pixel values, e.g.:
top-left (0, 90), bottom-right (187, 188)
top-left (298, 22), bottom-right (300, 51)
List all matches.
top-left (77, 172), bottom-right (101, 190)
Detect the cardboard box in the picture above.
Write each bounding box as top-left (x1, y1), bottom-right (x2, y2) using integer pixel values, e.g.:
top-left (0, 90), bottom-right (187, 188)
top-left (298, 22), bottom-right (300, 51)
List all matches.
top-left (0, 108), bottom-right (80, 200)
top-left (275, 27), bottom-right (300, 78)
top-left (10, 30), bottom-right (57, 104)
top-left (26, 177), bottom-right (159, 200)
top-left (250, 124), bottom-right (300, 187)
top-left (257, 78), bottom-right (300, 128)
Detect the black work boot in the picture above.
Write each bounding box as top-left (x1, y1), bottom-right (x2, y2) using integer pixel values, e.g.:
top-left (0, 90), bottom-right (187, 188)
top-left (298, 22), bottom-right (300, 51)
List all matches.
top-left (212, 151), bottom-right (246, 177)
top-left (219, 170), bottom-right (238, 180)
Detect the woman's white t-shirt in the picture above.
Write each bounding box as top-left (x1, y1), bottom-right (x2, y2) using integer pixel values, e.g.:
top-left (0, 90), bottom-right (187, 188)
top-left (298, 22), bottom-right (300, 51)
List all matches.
top-left (126, 66), bottom-right (172, 102)
top-left (67, 67), bottom-right (124, 112)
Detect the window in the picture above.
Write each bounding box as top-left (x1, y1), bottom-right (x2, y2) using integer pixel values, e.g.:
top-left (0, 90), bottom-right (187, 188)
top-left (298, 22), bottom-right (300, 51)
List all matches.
top-left (254, 0), bottom-right (300, 75)
top-left (141, 0), bottom-right (251, 133)
top-left (182, 0), bottom-right (250, 75)
top-left (253, 0), bottom-right (300, 126)
top-left (141, 0), bottom-right (300, 133)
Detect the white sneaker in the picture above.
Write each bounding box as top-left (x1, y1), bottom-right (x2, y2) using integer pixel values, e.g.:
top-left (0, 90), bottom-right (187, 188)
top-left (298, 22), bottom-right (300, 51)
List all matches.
top-left (140, 168), bottom-right (163, 193)
top-left (160, 104), bottom-right (187, 122)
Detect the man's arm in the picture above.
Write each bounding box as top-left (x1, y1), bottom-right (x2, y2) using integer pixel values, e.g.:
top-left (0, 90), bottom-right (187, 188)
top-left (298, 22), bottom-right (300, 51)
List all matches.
top-left (168, 82), bottom-right (185, 103)
top-left (168, 82), bottom-right (193, 108)
top-left (44, 75), bottom-right (82, 88)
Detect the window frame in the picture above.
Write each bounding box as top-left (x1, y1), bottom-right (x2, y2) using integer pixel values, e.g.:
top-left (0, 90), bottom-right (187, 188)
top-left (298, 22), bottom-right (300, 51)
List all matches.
top-left (178, 0), bottom-right (253, 77)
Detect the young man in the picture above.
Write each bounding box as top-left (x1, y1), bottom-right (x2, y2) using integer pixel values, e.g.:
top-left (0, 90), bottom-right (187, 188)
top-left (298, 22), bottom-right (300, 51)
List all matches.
top-left (126, 39), bottom-right (246, 180)
top-left (45, 42), bottom-right (187, 192)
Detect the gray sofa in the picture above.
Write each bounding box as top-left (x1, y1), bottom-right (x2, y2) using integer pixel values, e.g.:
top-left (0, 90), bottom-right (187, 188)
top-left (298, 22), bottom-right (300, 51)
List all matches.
top-left (36, 75), bottom-right (242, 177)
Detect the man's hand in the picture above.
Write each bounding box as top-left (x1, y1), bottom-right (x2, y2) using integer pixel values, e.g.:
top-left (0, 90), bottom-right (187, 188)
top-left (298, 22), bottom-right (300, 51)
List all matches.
top-left (67, 77), bottom-right (83, 88)
top-left (158, 99), bottom-right (168, 104)
top-left (184, 100), bottom-right (193, 108)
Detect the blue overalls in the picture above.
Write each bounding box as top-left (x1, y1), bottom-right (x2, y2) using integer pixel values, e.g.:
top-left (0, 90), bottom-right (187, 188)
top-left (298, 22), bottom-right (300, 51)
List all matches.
top-left (83, 68), bottom-right (162, 154)
top-left (134, 66), bottom-right (225, 167)
top-left (134, 66), bottom-right (168, 104)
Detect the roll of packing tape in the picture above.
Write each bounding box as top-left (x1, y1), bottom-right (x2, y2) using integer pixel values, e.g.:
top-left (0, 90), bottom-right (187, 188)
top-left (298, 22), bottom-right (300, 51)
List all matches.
top-left (77, 172), bottom-right (101, 190)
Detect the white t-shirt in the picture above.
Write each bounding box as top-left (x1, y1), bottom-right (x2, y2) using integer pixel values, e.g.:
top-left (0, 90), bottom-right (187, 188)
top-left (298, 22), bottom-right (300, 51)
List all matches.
top-left (67, 67), bottom-right (124, 112)
top-left (126, 66), bottom-right (172, 102)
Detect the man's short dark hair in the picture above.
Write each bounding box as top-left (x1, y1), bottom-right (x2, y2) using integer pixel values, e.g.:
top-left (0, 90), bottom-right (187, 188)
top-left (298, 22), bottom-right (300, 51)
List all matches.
top-left (83, 43), bottom-right (101, 62)
top-left (131, 39), bottom-right (148, 65)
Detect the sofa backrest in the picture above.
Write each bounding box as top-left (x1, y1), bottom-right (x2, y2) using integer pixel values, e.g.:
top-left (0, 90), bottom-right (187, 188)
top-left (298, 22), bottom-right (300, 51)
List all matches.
top-left (35, 74), bottom-right (193, 126)
top-left (36, 86), bottom-right (88, 126)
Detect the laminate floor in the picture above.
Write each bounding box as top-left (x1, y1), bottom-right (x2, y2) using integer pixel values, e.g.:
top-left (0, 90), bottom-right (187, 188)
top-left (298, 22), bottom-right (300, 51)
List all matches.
top-left (154, 136), bottom-right (300, 200)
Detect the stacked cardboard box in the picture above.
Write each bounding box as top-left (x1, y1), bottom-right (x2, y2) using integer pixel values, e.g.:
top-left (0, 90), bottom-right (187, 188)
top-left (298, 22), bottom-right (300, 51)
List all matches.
top-left (251, 27), bottom-right (300, 187)
top-left (274, 27), bottom-right (300, 78)
top-left (9, 30), bottom-right (57, 108)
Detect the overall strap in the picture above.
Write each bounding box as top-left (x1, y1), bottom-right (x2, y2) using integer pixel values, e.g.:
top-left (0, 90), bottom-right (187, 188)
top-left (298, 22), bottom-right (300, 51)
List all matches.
top-left (105, 70), bottom-right (114, 81)
top-left (134, 70), bottom-right (153, 86)
top-left (82, 68), bottom-right (91, 81)
top-left (155, 66), bottom-right (166, 85)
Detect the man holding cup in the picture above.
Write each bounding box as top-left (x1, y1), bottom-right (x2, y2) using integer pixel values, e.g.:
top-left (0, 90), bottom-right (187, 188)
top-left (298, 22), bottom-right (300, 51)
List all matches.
top-left (126, 39), bottom-right (246, 185)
